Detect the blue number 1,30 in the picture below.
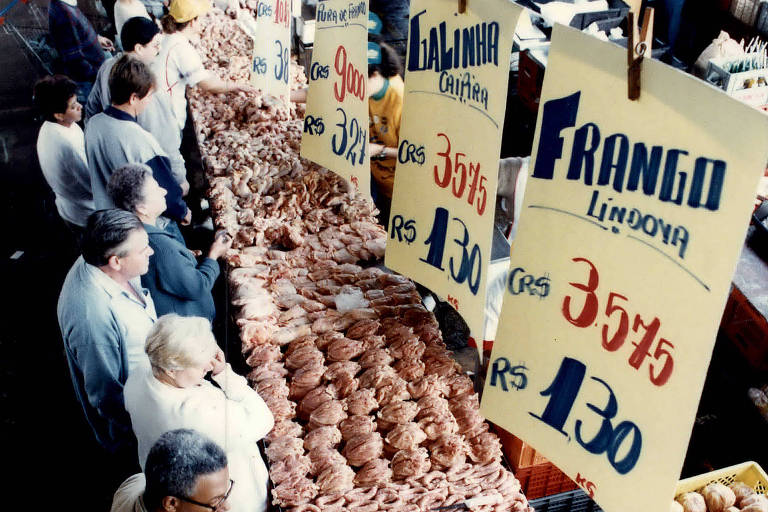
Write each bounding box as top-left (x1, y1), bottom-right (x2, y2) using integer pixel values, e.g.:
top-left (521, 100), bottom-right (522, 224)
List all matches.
top-left (530, 357), bottom-right (642, 475)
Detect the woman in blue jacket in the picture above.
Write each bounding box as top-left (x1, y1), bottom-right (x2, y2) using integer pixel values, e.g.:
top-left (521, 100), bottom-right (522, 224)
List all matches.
top-left (107, 163), bottom-right (232, 322)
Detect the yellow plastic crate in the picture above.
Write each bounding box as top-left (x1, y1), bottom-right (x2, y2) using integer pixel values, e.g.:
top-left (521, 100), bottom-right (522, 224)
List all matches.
top-left (675, 461), bottom-right (768, 497)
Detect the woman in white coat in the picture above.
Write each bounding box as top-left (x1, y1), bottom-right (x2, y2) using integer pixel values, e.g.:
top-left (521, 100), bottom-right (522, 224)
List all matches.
top-left (124, 314), bottom-right (274, 512)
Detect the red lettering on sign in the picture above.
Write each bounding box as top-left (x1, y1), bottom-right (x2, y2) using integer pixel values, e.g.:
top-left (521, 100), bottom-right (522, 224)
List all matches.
top-left (433, 132), bottom-right (487, 215)
top-left (274, 0), bottom-right (289, 27)
top-left (447, 295), bottom-right (459, 310)
top-left (333, 45), bottom-right (366, 103)
top-left (562, 257), bottom-right (675, 386)
top-left (575, 473), bottom-right (596, 498)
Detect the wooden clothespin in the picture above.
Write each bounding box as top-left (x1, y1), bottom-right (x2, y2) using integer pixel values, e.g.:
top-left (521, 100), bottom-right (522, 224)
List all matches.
top-left (627, 7), bottom-right (654, 101)
top-left (458, 0), bottom-right (467, 14)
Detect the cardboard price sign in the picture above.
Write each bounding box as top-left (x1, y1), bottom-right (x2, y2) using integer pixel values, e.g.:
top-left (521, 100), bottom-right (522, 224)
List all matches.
top-left (249, 0), bottom-right (291, 100)
top-left (481, 26), bottom-right (768, 512)
top-left (384, 0), bottom-right (522, 336)
top-left (300, 0), bottom-right (370, 192)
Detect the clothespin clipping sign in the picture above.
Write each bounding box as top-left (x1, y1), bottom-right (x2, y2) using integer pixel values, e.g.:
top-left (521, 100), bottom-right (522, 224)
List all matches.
top-left (458, 0), bottom-right (467, 14)
top-left (627, 8), bottom-right (654, 100)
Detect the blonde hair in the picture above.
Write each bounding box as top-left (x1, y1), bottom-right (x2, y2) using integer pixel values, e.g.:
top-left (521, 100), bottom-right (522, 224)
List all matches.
top-left (145, 314), bottom-right (217, 371)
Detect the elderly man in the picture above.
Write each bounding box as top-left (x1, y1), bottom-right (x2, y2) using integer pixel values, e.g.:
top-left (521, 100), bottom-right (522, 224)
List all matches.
top-left (57, 209), bottom-right (157, 465)
top-left (111, 429), bottom-right (233, 512)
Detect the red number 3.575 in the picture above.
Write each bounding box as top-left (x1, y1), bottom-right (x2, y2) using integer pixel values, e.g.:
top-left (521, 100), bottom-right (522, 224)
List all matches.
top-left (561, 257), bottom-right (675, 387)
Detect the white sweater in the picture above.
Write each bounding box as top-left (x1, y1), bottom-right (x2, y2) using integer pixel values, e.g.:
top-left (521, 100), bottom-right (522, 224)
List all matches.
top-left (36, 121), bottom-right (95, 227)
top-left (124, 364), bottom-right (274, 512)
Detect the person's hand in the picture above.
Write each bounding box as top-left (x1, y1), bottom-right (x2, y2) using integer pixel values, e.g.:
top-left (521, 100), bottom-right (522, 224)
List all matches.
top-left (181, 208), bottom-right (192, 226)
top-left (180, 179), bottom-right (190, 197)
top-left (208, 230), bottom-right (233, 259)
top-left (211, 347), bottom-right (226, 376)
top-left (98, 35), bottom-right (115, 51)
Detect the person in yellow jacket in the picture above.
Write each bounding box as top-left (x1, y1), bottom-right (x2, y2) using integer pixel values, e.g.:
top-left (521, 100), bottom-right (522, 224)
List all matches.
top-left (368, 38), bottom-right (404, 228)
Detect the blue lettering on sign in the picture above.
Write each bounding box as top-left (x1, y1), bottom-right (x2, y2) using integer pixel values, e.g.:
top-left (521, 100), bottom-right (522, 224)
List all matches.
top-left (398, 139), bottom-right (426, 165)
top-left (310, 62), bottom-right (329, 81)
top-left (438, 71), bottom-right (488, 109)
top-left (257, 1), bottom-right (272, 17)
top-left (390, 215), bottom-right (418, 244)
top-left (317, 3), bottom-right (338, 23)
top-left (407, 9), bottom-right (499, 72)
top-left (532, 92), bottom-right (727, 212)
top-left (507, 267), bottom-right (550, 298)
top-left (347, 1), bottom-right (366, 19)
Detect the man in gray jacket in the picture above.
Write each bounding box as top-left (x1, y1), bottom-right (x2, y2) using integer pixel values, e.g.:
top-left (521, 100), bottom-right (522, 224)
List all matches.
top-left (57, 209), bottom-right (157, 466)
top-left (86, 55), bottom-right (191, 228)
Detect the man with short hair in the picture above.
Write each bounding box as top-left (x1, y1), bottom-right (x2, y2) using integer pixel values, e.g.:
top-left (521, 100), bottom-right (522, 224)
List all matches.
top-left (86, 17), bottom-right (189, 193)
top-left (86, 54), bottom-right (191, 231)
top-left (110, 429), bottom-right (233, 512)
top-left (57, 209), bottom-right (157, 461)
top-left (33, 74), bottom-right (95, 242)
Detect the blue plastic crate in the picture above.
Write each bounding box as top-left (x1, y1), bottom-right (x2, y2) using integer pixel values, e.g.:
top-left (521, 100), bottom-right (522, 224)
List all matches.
top-left (528, 489), bottom-right (604, 512)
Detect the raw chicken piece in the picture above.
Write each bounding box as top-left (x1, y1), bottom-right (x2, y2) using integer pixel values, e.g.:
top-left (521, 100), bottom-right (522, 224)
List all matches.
top-left (271, 324), bottom-right (312, 346)
top-left (303, 425), bottom-right (342, 451)
top-left (346, 318), bottom-right (381, 340)
top-left (360, 334), bottom-right (387, 350)
top-left (284, 344), bottom-right (325, 370)
top-left (264, 397), bottom-right (296, 422)
top-left (344, 388), bottom-right (379, 416)
top-left (378, 400), bottom-right (419, 426)
top-left (408, 375), bottom-right (449, 399)
top-left (394, 358), bottom-right (425, 381)
top-left (271, 475), bottom-right (318, 507)
top-left (316, 331), bottom-right (344, 351)
top-left (265, 420), bottom-right (303, 444)
top-left (317, 464), bottom-right (355, 494)
top-left (308, 446), bottom-right (348, 476)
top-left (444, 373), bottom-right (475, 398)
top-left (385, 422), bottom-right (427, 451)
top-left (326, 337), bottom-right (366, 361)
top-left (359, 365), bottom-right (398, 389)
top-left (467, 431), bottom-right (503, 463)
top-left (245, 344), bottom-right (282, 366)
top-left (309, 399), bottom-right (347, 428)
top-left (391, 447), bottom-right (431, 480)
top-left (255, 378), bottom-right (290, 400)
top-left (430, 433), bottom-right (469, 469)
top-left (265, 436), bottom-right (304, 461)
top-left (241, 322), bottom-right (278, 348)
top-left (328, 374), bottom-right (358, 398)
top-left (375, 378), bottom-right (411, 406)
top-left (284, 335), bottom-right (319, 358)
top-left (343, 432), bottom-right (384, 466)
top-left (247, 361), bottom-right (288, 382)
top-left (324, 361), bottom-right (361, 381)
top-left (289, 362), bottom-right (326, 400)
top-left (359, 348), bottom-right (393, 368)
top-left (269, 453), bottom-right (311, 484)
top-left (416, 395), bottom-right (451, 420)
top-left (389, 337), bottom-right (426, 360)
top-left (339, 414), bottom-right (377, 440)
top-left (298, 384), bottom-right (337, 419)
top-left (354, 458), bottom-right (393, 487)
top-left (418, 411), bottom-right (459, 440)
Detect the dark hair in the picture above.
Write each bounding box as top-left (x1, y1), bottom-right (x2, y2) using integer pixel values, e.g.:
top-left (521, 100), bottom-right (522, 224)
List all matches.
top-left (108, 54), bottom-right (155, 105)
top-left (108, 163), bottom-right (153, 213)
top-left (368, 36), bottom-right (402, 78)
top-left (144, 429), bottom-right (228, 511)
top-left (81, 209), bottom-right (144, 266)
top-left (121, 16), bottom-right (160, 53)
top-left (160, 14), bottom-right (191, 34)
top-left (32, 75), bottom-right (78, 122)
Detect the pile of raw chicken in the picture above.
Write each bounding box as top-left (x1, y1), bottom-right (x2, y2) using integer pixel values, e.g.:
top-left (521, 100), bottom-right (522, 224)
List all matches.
top-left (189, 10), bottom-right (533, 512)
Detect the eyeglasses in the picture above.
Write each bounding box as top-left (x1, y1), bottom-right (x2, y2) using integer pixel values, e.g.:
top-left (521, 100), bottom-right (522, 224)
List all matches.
top-left (177, 478), bottom-right (234, 511)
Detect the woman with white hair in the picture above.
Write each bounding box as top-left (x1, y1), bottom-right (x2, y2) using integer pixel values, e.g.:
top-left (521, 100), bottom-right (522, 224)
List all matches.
top-left (124, 314), bottom-right (274, 512)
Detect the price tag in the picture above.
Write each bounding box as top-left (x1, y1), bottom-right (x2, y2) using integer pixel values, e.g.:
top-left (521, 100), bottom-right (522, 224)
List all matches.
top-left (249, 0), bottom-right (291, 100)
top-left (384, 0), bottom-right (522, 336)
top-left (481, 26), bottom-right (768, 512)
top-left (300, 0), bottom-right (370, 192)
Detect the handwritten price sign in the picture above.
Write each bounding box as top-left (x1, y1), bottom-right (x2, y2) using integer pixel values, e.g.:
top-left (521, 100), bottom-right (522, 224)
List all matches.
top-left (384, 0), bottom-right (522, 337)
top-left (249, 0), bottom-right (290, 100)
top-left (481, 26), bottom-right (768, 512)
top-left (300, 0), bottom-right (370, 192)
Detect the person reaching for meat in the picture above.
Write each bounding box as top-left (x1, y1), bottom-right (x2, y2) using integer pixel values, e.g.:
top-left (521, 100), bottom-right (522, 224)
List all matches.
top-left (153, 0), bottom-right (257, 135)
top-left (108, 163), bottom-right (232, 322)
